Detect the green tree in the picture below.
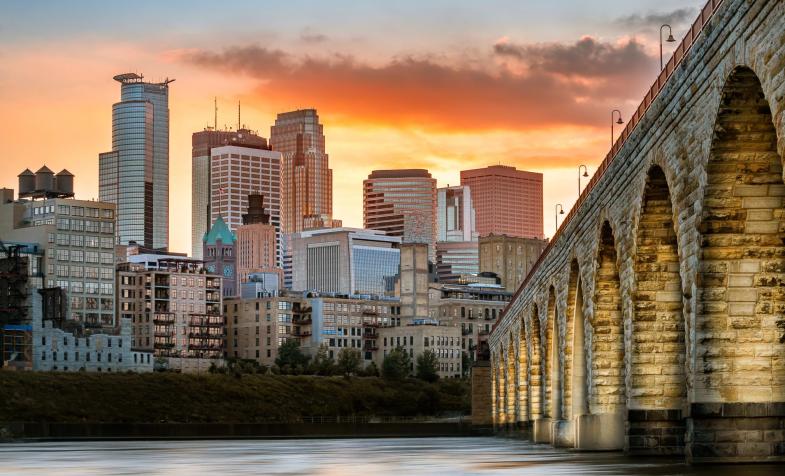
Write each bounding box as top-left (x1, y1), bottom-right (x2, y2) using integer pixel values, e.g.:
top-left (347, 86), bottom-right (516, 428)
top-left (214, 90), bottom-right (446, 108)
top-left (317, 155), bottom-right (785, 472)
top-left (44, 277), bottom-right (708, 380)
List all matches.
top-left (416, 349), bottom-right (440, 382)
top-left (461, 352), bottom-right (473, 379)
top-left (382, 347), bottom-right (412, 380)
top-left (310, 344), bottom-right (335, 376)
top-left (360, 361), bottom-right (380, 377)
top-left (336, 348), bottom-right (362, 378)
top-left (275, 339), bottom-right (310, 374)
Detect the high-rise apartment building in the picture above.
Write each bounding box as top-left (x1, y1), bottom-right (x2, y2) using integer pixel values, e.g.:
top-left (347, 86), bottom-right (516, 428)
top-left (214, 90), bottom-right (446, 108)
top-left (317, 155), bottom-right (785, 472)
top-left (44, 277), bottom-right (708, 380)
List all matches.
top-left (270, 109), bottom-right (334, 235)
top-left (363, 169), bottom-right (437, 257)
top-left (209, 145), bottom-right (282, 265)
top-left (191, 128), bottom-right (268, 259)
top-left (460, 165), bottom-right (543, 239)
top-left (478, 234), bottom-right (548, 293)
top-left (236, 194), bottom-right (279, 287)
top-left (1, 169), bottom-right (117, 328)
top-left (99, 73), bottom-right (172, 249)
top-left (116, 257), bottom-right (224, 373)
top-left (291, 228), bottom-right (400, 296)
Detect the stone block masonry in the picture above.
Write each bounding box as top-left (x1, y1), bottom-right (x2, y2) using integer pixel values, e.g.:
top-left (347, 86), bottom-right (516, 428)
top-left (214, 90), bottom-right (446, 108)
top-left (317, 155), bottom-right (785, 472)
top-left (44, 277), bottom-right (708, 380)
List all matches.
top-left (485, 0), bottom-right (785, 463)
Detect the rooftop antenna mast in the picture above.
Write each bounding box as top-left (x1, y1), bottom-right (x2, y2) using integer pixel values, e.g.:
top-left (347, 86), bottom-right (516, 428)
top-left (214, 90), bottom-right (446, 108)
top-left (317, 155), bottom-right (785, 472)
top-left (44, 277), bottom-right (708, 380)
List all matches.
top-left (238, 100), bottom-right (241, 130)
top-left (214, 97), bottom-right (218, 131)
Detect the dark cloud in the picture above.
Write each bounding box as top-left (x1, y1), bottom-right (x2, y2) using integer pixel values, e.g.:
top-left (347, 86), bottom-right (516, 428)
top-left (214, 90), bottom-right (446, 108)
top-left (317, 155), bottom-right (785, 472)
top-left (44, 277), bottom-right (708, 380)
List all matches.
top-left (493, 37), bottom-right (652, 79)
top-left (614, 8), bottom-right (697, 30)
top-left (179, 38), bottom-right (658, 131)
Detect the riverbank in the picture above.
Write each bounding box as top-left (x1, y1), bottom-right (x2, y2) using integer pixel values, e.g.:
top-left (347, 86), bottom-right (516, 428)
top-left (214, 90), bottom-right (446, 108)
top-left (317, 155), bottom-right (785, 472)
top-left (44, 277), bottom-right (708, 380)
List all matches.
top-left (0, 373), bottom-right (470, 424)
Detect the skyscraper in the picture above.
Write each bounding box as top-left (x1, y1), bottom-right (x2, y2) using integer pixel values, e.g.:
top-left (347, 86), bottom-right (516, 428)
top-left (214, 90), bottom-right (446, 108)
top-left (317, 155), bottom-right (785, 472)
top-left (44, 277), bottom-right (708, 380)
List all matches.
top-left (363, 169), bottom-right (437, 258)
top-left (209, 145), bottom-right (282, 266)
top-left (191, 127), bottom-right (268, 259)
top-left (99, 73), bottom-right (172, 249)
top-left (270, 109), bottom-right (333, 235)
top-left (460, 165), bottom-right (543, 239)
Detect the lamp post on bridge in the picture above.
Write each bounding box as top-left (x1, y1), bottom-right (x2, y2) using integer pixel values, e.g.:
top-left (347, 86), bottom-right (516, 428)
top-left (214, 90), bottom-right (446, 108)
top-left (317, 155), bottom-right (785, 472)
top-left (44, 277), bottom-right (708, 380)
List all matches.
top-left (578, 164), bottom-right (589, 197)
top-left (611, 109), bottom-right (624, 148)
top-left (660, 24), bottom-right (676, 71)
top-left (555, 203), bottom-right (564, 235)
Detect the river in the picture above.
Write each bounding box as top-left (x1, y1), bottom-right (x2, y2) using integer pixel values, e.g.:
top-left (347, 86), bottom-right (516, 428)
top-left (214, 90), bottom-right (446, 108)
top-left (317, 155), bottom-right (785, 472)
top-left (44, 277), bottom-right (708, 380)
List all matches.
top-left (0, 437), bottom-right (781, 475)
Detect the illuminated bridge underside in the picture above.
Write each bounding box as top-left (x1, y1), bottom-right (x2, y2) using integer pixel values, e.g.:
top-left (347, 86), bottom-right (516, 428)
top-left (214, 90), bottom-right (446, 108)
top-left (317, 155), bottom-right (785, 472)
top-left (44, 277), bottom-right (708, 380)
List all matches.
top-left (488, 0), bottom-right (785, 463)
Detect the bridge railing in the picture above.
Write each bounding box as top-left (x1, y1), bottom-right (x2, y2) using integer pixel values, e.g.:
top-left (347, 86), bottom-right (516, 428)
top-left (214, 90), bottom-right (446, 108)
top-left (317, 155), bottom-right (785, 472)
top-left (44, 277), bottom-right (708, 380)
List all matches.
top-left (495, 0), bottom-right (725, 331)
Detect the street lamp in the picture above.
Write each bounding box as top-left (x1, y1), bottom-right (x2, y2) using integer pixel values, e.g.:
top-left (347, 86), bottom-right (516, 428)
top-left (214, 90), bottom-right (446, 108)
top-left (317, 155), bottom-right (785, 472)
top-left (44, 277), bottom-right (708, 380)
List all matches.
top-left (578, 165), bottom-right (589, 196)
top-left (611, 109), bottom-right (624, 148)
top-left (660, 24), bottom-right (676, 70)
top-left (555, 204), bottom-right (565, 234)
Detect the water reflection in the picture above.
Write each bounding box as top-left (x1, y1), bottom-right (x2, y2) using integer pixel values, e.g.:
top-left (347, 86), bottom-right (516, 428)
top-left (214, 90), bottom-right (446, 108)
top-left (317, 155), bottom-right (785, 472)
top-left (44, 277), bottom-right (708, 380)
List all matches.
top-left (0, 437), bottom-right (781, 475)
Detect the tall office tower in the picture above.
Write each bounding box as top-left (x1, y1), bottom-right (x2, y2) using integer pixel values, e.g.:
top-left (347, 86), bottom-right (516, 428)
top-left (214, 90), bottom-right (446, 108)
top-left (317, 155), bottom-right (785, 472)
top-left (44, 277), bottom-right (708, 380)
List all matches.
top-left (191, 127), bottom-right (268, 259)
top-left (363, 169), bottom-right (437, 258)
top-left (99, 73), bottom-right (172, 249)
top-left (270, 109), bottom-right (333, 235)
top-left (460, 165), bottom-right (544, 239)
top-left (435, 185), bottom-right (478, 283)
top-left (236, 194), bottom-right (279, 287)
top-left (209, 145), bottom-right (282, 266)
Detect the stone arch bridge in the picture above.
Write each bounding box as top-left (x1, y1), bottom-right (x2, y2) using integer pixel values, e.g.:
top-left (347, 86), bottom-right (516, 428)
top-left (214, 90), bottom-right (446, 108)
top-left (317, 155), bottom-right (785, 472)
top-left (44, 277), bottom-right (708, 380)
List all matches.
top-left (487, 0), bottom-right (785, 463)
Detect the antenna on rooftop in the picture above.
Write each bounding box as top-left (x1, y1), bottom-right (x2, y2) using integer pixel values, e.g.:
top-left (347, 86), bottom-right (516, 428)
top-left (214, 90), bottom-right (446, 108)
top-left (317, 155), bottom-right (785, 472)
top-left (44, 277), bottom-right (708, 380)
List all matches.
top-left (214, 97), bottom-right (218, 131)
top-left (238, 100), bottom-right (241, 131)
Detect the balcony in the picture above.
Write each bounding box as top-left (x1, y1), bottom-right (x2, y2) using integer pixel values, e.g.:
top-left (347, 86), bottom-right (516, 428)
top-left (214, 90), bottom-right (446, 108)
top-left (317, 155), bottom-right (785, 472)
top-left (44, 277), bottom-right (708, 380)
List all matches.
top-left (188, 314), bottom-right (223, 328)
top-left (154, 341), bottom-right (175, 349)
top-left (293, 330), bottom-right (312, 338)
top-left (153, 314), bottom-right (175, 325)
top-left (188, 331), bottom-right (222, 339)
top-left (292, 316), bottom-right (312, 325)
top-left (154, 331), bottom-right (173, 338)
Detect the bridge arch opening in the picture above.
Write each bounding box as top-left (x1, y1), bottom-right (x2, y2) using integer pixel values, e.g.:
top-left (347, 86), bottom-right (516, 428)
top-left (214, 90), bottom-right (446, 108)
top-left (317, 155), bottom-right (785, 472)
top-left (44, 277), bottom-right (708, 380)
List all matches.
top-left (699, 65), bottom-right (785, 403)
top-left (518, 318), bottom-right (530, 422)
top-left (590, 221), bottom-right (625, 414)
top-left (631, 165), bottom-right (686, 410)
top-left (545, 286), bottom-right (561, 420)
top-left (497, 354), bottom-right (507, 425)
top-left (530, 304), bottom-right (543, 420)
top-left (566, 260), bottom-right (586, 419)
top-left (507, 335), bottom-right (518, 422)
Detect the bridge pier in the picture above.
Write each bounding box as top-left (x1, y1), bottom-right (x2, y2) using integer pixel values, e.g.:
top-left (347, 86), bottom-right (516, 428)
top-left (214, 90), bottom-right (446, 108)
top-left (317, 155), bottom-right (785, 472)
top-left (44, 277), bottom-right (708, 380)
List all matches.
top-left (551, 419), bottom-right (573, 447)
top-left (687, 403), bottom-right (785, 463)
top-left (574, 413), bottom-right (625, 450)
top-left (532, 418), bottom-right (551, 443)
top-left (626, 410), bottom-right (685, 455)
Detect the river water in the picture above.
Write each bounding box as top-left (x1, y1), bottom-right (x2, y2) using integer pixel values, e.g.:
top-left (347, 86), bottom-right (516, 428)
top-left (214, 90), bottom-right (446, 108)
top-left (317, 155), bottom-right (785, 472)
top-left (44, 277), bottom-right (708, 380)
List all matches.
top-left (0, 437), bottom-right (781, 475)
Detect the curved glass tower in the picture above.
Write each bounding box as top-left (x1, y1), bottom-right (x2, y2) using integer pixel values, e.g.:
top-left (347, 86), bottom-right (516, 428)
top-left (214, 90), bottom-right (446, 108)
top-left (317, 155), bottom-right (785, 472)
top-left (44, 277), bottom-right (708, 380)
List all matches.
top-left (99, 73), bottom-right (171, 249)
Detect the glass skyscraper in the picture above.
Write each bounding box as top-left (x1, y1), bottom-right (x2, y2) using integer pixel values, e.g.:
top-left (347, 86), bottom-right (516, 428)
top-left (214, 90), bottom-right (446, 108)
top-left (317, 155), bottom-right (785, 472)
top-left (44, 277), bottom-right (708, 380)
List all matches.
top-left (99, 73), bottom-right (172, 249)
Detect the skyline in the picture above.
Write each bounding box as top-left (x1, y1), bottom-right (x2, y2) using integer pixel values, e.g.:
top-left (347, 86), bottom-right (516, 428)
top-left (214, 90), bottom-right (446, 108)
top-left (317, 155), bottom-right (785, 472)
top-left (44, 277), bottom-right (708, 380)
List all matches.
top-left (0, 0), bottom-right (705, 253)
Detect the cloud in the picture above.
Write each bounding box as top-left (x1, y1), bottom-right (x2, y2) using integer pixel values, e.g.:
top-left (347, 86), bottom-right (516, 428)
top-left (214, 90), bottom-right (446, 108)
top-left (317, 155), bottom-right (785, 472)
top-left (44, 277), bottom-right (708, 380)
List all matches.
top-left (177, 37), bottom-right (658, 132)
top-left (493, 36), bottom-right (652, 79)
top-left (300, 31), bottom-right (328, 44)
top-left (614, 8), bottom-right (697, 30)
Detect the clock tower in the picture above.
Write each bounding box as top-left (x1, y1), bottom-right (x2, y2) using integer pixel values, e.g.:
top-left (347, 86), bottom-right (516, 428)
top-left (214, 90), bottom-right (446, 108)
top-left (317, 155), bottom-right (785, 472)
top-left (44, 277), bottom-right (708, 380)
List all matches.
top-left (203, 215), bottom-right (237, 297)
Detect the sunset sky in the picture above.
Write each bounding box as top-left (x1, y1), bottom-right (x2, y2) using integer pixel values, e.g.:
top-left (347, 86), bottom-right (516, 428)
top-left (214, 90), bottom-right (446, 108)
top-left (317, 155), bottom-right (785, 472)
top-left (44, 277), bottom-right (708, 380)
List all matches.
top-left (0, 0), bottom-right (705, 253)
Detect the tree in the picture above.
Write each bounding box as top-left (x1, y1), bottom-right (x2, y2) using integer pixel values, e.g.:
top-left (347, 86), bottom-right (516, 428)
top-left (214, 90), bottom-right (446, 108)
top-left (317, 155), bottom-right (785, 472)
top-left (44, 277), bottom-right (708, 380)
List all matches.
top-left (382, 347), bottom-right (412, 380)
top-left (461, 352), bottom-right (473, 379)
top-left (416, 349), bottom-right (440, 382)
top-left (275, 339), bottom-right (310, 374)
top-left (336, 348), bottom-right (362, 378)
top-left (360, 361), bottom-right (380, 377)
top-left (310, 344), bottom-right (336, 376)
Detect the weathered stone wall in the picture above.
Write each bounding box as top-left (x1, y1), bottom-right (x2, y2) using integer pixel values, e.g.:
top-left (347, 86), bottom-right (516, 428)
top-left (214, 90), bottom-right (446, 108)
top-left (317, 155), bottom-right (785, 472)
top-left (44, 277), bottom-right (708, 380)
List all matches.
top-left (489, 0), bottom-right (785, 462)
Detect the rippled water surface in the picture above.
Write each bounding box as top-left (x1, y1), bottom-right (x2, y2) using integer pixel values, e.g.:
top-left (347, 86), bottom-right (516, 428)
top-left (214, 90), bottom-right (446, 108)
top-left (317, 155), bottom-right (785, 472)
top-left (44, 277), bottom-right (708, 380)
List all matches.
top-left (0, 437), bottom-right (782, 475)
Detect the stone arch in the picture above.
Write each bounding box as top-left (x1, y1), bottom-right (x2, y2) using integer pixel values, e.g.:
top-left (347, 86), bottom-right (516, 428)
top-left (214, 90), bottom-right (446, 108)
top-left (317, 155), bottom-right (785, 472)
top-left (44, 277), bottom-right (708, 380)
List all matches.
top-left (518, 318), bottom-right (530, 422)
top-left (564, 259), bottom-right (583, 419)
top-left (529, 303), bottom-right (543, 420)
top-left (507, 334), bottom-right (517, 422)
top-left (631, 164), bottom-right (687, 410)
top-left (545, 286), bottom-right (561, 419)
top-left (590, 220), bottom-right (625, 414)
top-left (698, 65), bottom-right (785, 403)
top-left (498, 352), bottom-right (507, 424)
